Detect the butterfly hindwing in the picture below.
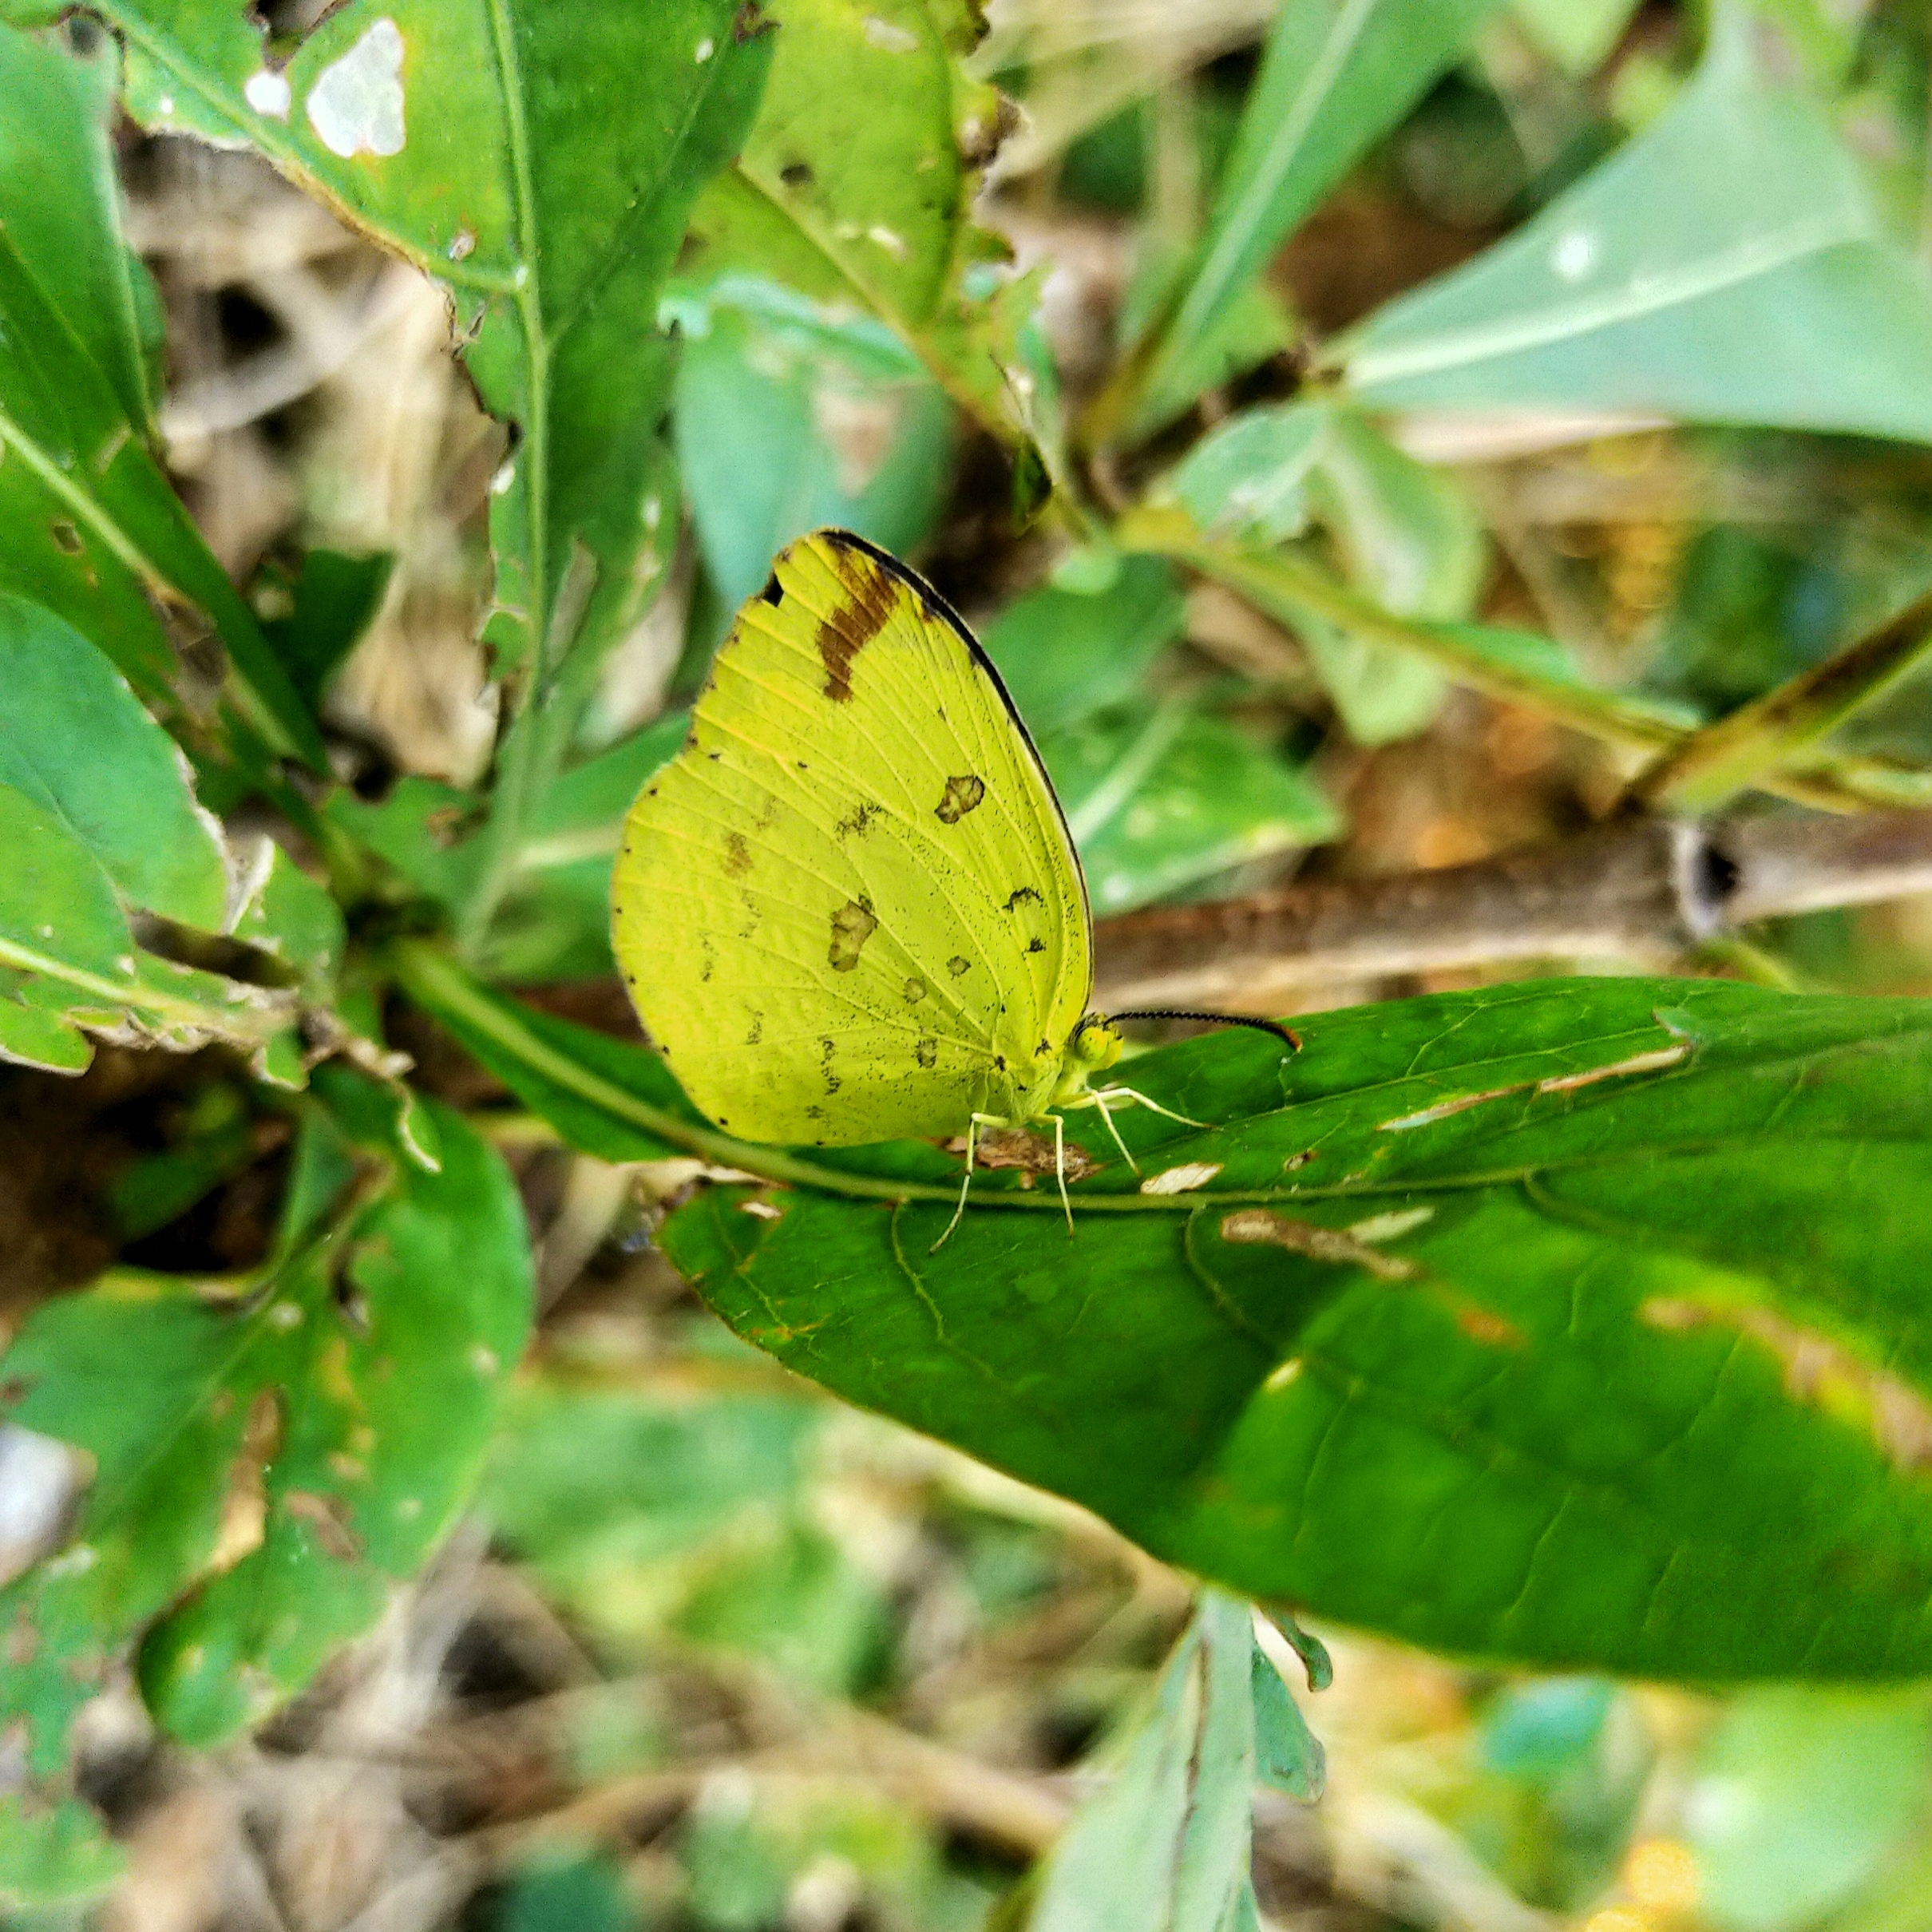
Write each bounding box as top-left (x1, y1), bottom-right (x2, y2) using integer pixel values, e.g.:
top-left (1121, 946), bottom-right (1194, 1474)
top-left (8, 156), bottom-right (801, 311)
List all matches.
top-left (612, 530), bottom-right (1091, 1146)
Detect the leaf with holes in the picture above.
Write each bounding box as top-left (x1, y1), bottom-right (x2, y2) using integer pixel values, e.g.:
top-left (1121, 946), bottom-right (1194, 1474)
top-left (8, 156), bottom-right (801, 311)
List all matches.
top-left (51, 0), bottom-right (771, 719)
top-left (399, 955), bottom-right (1932, 1683)
top-left (0, 1070), bottom-right (532, 1903)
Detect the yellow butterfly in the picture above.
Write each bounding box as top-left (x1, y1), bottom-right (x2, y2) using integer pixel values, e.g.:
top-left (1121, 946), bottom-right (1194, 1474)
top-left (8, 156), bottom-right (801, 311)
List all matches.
top-left (611, 529), bottom-right (1294, 1241)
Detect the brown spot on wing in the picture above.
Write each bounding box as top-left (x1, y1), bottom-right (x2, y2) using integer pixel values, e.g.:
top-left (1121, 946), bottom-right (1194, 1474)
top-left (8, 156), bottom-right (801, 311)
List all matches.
top-left (828, 897), bottom-right (878, 972)
top-left (815, 541), bottom-right (899, 702)
top-left (723, 831), bottom-right (751, 877)
top-left (936, 774), bottom-right (985, 823)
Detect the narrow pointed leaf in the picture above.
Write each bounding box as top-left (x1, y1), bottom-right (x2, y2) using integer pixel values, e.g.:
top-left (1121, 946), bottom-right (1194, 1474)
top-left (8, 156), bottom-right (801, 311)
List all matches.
top-left (1122, 0), bottom-right (1504, 435)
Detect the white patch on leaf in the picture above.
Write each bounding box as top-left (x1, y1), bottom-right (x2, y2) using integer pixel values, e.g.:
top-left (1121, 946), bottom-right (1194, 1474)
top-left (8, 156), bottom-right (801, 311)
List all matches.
top-left (1347, 1206), bottom-right (1435, 1243)
top-left (307, 18), bottom-right (406, 160)
top-left (1537, 1044), bottom-right (1689, 1094)
top-left (863, 15), bottom-right (920, 51)
top-left (1140, 1162), bottom-right (1222, 1195)
top-left (244, 69), bottom-right (292, 118)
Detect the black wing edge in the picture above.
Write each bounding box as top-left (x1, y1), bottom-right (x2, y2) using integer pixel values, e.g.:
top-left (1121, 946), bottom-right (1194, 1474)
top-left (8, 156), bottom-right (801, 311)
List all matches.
top-left (812, 528), bottom-right (1095, 944)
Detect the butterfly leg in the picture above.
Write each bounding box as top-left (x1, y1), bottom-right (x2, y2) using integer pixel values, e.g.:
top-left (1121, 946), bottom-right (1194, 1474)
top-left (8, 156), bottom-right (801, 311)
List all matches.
top-left (1082, 1088), bottom-right (1142, 1176)
top-left (1091, 1085), bottom-right (1211, 1131)
top-left (932, 1112), bottom-right (1004, 1253)
top-left (1049, 1111), bottom-right (1075, 1235)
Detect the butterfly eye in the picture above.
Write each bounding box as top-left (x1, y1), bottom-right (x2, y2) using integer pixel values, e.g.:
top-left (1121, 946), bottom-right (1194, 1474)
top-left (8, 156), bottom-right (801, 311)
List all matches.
top-left (1068, 1018), bottom-right (1122, 1071)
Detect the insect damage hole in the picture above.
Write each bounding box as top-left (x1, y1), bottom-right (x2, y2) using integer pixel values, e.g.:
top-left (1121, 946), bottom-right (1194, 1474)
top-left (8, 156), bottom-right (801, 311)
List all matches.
top-left (936, 774), bottom-right (985, 822)
top-left (828, 897), bottom-right (878, 971)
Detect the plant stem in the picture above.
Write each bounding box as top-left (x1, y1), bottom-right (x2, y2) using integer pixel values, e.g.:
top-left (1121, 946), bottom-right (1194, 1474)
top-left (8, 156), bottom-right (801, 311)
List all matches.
top-left (1629, 588), bottom-right (1932, 814)
top-left (1091, 808), bottom-right (1932, 1008)
top-left (1119, 509), bottom-right (1932, 814)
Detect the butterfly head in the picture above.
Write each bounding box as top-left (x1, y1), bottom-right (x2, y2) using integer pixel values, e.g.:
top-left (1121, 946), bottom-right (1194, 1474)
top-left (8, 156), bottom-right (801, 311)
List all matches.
top-left (1065, 1015), bottom-right (1124, 1078)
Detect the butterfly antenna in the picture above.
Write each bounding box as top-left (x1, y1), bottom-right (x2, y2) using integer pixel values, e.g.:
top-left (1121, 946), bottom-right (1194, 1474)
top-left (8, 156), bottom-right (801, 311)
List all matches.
top-left (1107, 1009), bottom-right (1302, 1051)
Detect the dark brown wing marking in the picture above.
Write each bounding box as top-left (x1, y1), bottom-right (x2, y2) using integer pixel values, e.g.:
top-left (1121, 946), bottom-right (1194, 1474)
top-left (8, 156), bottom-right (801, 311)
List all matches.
top-left (815, 539), bottom-right (898, 702)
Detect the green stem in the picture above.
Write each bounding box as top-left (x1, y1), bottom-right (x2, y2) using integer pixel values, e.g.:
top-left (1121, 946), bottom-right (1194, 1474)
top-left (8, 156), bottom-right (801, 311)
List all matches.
top-left (1629, 588), bottom-right (1932, 814)
top-left (387, 940), bottom-right (1437, 1220)
top-left (1118, 509), bottom-right (1932, 814)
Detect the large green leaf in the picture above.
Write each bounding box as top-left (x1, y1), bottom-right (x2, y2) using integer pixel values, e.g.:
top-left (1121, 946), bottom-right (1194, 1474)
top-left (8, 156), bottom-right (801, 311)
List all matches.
top-left (0, 595), bottom-right (228, 930)
top-left (1116, 0), bottom-right (1504, 437)
top-left (0, 22), bottom-right (320, 766)
top-left (402, 956), bottom-right (1932, 1682)
top-left (0, 1072), bottom-right (532, 1899)
top-left (1341, 17), bottom-right (1932, 442)
top-left (680, 0), bottom-right (1043, 481)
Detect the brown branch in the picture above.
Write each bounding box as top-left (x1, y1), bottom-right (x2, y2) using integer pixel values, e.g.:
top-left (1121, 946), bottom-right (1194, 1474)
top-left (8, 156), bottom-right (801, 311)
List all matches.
top-left (1093, 810), bottom-right (1932, 1008)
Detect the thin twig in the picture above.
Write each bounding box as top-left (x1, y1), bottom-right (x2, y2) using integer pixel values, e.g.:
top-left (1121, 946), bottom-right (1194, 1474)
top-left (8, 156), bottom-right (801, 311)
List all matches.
top-left (1092, 810), bottom-right (1932, 1008)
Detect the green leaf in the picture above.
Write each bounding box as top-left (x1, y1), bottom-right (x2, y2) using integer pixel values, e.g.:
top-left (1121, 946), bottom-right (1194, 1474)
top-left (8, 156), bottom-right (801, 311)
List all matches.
top-left (228, 837), bottom-right (345, 1000)
top-left (0, 26), bottom-right (321, 766)
top-left (393, 943), bottom-right (705, 1163)
top-left (0, 21), bottom-right (154, 438)
top-left (0, 1071), bottom-right (531, 1880)
top-left (0, 760), bottom-right (300, 1081)
top-left (1029, 1595), bottom-right (1263, 1932)
top-left (1249, 1644), bottom-right (1324, 1802)
top-left (1511, 0), bottom-right (1642, 76)
top-left (981, 556), bottom-right (1187, 738)
top-left (681, 0), bottom-right (1042, 473)
top-left (1117, 0), bottom-right (1504, 436)
top-left (633, 980), bottom-right (1932, 1682)
top-left (485, 714), bottom-right (687, 982)
top-left (255, 547), bottom-right (394, 715)
top-left (675, 290), bottom-right (954, 621)
top-left (0, 781), bottom-right (137, 991)
top-left (1341, 16), bottom-right (1932, 443)
top-left (1298, 408), bottom-right (1485, 745)
top-left (0, 594), bottom-right (228, 930)
top-left (1048, 703), bottom-right (1341, 916)
top-left (1158, 404), bottom-right (1485, 743)
top-left (325, 775), bottom-right (485, 913)
top-left (1027, 1618), bottom-right (1200, 1932)
top-left (1685, 1691), bottom-right (1932, 1932)
top-left (1163, 406), bottom-right (1328, 548)
top-left (0, 1794), bottom-right (125, 1909)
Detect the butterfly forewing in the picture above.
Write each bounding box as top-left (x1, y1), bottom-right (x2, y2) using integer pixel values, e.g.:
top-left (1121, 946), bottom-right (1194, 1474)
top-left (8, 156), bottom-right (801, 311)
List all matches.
top-left (612, 530), bottom-right (1091, 1146)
